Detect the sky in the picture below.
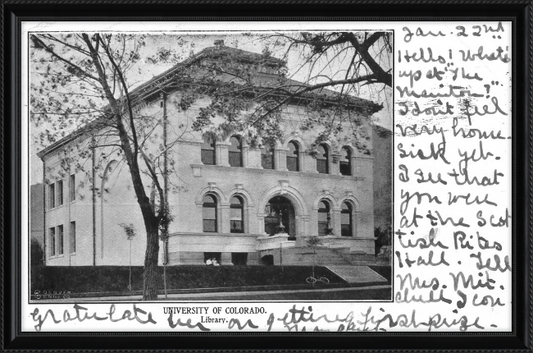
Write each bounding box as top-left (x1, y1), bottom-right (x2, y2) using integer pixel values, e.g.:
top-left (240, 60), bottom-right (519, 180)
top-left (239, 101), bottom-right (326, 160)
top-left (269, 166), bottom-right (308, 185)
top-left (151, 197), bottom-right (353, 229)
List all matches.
top-left (29, 31), bottom-right (392, 184)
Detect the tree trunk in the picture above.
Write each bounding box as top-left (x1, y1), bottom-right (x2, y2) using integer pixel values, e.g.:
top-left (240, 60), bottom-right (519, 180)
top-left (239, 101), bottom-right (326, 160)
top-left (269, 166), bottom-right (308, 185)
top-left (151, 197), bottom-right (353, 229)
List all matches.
top-left (143, 221), bottom-right (160, 300)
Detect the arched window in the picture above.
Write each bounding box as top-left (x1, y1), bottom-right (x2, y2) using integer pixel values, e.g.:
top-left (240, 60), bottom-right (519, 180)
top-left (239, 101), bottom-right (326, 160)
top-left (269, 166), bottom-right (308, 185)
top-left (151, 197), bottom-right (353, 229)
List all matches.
top-left (286, 141), bottom-right (299, 172)
top-left (261, 143), bottom-right (275, 169)
top-left (341, 202), bottom-right (353, 236)
top-left (230, 196), bottom-right (244, 233)
top-left (316, 144), bottom-right (329, 174)
top-left (201, 134), bottom-right (216, 165)
top-left (340, 147), bottom-right (352, 176)
top-left (318, 200), bottom-right (332, 236)
top-left (202, 194), bottom-right (217, 232)
top-left (229, 136), bottom-right (243, 167)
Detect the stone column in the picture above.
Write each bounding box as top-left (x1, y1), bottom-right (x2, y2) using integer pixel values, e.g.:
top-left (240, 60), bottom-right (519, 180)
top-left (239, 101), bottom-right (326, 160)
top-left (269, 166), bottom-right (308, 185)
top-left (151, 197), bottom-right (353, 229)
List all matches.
top-left (219, 204), bottom-right (230, 233)
top-left (242, 145), bottom-right (250, 167)
top-left (275, 148), bottom-right (288, 171)
top-left (354, 211), bottom-right (362, 237)
top-left (216, 142), bottom-right (231, 167)
top-left (257, 213), bottom-right (266, 236)
top-left (332, 207), bottom-right (342, 236)
top-left (331, 152), bottom-right (342, 175)
top-left (350, 154), bottom-right (357, 176)
top-left (247, 147), bottom-right (263, 169)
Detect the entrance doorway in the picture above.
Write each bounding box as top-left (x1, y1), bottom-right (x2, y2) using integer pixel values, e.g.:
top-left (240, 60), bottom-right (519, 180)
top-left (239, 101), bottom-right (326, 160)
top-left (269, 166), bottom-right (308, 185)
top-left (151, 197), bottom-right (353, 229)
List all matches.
top-left (264, 196), bottom-right (296, 239)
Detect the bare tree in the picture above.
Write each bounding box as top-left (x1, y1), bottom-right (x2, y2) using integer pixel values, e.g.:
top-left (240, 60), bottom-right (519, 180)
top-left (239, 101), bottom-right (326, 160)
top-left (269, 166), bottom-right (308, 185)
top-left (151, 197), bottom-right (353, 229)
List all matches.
top-left (32, 33), bottom-right (176, 300)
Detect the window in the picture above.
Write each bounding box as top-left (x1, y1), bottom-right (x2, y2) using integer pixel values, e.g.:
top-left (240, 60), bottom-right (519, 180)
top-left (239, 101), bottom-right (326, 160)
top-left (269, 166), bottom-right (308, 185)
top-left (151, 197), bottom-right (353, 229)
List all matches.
top-left (318, 200), bottom-right (332, 236)
top-left (57, 225), bottom-right (64, 255)
top-left (49, 227), bottom-right (56, 256)
top-left (204, 252), bottom-right (221, 265)
top-left (202, 194), bottom-right (217, 232)
top-left (230, 196), bottom-right (244, 233)
top-left (70, 221), bottom-right (76, 254)
top-left (261, 144), bottom-right (275, 169)
top-left (341, 202), bottom-right (353, 236)
top-left (57, 180), bottom-right (64, 206)
top-left (231, 253), bottom-right (248, 266)
top-left (69, 174), bottom-right (76, 202)
top-left (229, 136), bottom-right (243, 167)
top-left (201, 134), bottom-right (216, 165)
top-left (340, 147), bottom-right (352, 176)
top-left (48, 183), bottom-right (55, 209)
top-left (316, 144), bottom-right (329, 174)
top-left (287, 141), bottom-right (299, 172)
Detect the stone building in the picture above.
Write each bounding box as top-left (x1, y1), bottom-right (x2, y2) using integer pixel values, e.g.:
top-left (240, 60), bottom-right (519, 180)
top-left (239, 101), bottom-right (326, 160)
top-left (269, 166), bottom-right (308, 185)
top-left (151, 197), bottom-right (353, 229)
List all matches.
top-left (37, 44), bottom-right (385, 267)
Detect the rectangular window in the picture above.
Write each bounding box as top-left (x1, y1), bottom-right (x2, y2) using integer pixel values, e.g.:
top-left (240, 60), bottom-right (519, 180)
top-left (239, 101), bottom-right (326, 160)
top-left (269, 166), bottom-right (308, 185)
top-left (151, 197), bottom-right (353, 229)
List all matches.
top-left (230, 220), bottom-right (243, 233)
top-left (230, 208), bottom-right (243, 233)
top-left (201, 149), bottom-right (215, 165)
top-left (286, 156), bottom-right (298, 172)
top-left (203, 220), bottom-right (217, 232)
top-left (48, 183), bottom-right (55, 209)
top-left (70, 221), bottom-right (76, 254)
top-left (229, 151), bottom-right (242, 167)
top-left (341, 224), bottom-right (352, 236)
top-left (49, 227), bottom-right (56, 256)
top-left (318, 221), bottom-right (328, 236)
top-left (317, 159), bottom-right (328, 174)
top-left (341, 213), bottom-right (352, 236)
top-left (204, 252), bottom-right (221, 265)
top-left (57, 225), bottom-right (64, 255)
top-left (340, 162), bottom-right (351, 176)
top-left (57, 180), bottom-right (64, 206)
top-left (231, 253), bottom-right (248, 266)
top-left (202, 207), bottom-right (217, 232)
top-left (318, 212), bottom-right (328, 236)
top-left (69, 174), bottom-right (76, 202)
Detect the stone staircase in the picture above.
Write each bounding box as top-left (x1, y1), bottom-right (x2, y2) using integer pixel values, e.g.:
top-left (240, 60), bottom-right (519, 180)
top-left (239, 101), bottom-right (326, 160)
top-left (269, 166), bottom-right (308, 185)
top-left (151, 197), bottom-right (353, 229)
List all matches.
top-left (281, 245), bottom-right (355, 266)
top-left (326, 265), bottom-right (388, 284)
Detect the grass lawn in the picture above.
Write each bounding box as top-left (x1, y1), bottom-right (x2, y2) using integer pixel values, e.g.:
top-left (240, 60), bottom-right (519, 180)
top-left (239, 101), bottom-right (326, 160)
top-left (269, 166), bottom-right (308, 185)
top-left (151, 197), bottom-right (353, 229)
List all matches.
top-left (33, 265), bottom-right (345, 296)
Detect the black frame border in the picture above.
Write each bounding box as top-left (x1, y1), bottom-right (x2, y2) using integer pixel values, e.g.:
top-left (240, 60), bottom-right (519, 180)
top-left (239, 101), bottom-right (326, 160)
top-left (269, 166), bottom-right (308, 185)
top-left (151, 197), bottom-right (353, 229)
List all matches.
top-left (3, 1), bottom-right (531, 351)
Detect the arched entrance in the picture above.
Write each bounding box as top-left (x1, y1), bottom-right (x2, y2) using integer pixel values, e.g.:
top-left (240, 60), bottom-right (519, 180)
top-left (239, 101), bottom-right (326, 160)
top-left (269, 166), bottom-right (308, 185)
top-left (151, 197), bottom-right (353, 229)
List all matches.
top-left (264, 196), bottom-right (296, 240)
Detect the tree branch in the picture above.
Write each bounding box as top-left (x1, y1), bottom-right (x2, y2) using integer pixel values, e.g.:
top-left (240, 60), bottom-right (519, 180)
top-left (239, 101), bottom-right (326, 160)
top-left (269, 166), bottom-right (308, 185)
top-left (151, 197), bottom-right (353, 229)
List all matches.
top-left (31, 35), bottom-right (101, 82)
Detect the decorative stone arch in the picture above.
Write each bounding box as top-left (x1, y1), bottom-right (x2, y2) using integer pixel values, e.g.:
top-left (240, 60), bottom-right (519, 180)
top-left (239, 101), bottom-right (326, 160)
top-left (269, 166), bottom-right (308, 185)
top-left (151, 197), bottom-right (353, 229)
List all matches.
top-left (196, 184), bottom-right (225, 234)
top-left (337, 144), bottom-right (356, 155)
top-left (312, 191), bottom-right (338, 211)
top-left (223, 133), bottom-right (249, 167)
top-left (227, 184), bottom-right (255, 234)
top-left (195, 183), bottom-right (227, 206)
top-left (200, 132), bottom-right (218, 166)
top-left (337, 144), bottom-right (357, 176)
top-left (202, 130), bottom-right (220, 141)
top-left (281, 135), bottom-right (309, 151)
top-left (281, 136), bottom-right (307, 172)
top-left (313, 140), bottom-right (334, 174)
top-left (337, 193), bottom-right (360, 211)
top-left (312, 191), bottom-right (337, 236)
top-left (257, 181), bottom-right (309, 237)
top-left (226, 184), bottom-right (255, 207)
top-left (337, 193), bottom-right (361, 237)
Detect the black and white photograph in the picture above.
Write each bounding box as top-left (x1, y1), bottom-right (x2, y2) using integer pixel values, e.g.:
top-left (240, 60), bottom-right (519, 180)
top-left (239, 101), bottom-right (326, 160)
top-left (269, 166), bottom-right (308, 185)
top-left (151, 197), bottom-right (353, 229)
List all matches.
top-left (18, 19), bottom-right (515, 334)
top-left (28, 29), bottom-right (393, 303)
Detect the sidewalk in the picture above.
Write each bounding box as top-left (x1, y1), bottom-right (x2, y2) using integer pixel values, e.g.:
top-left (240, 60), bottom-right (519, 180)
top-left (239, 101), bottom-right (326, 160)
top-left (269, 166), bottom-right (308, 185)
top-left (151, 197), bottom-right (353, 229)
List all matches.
top-left (36, 284), bottom-right (391, 303)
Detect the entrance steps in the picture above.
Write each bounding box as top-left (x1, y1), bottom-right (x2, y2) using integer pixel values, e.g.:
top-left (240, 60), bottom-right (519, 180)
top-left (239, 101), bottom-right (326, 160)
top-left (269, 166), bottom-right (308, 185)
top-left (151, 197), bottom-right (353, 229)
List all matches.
top-left (281, 246), bottom-right (354, 266)
top-left (326, 265), bottom-right (388, 284)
